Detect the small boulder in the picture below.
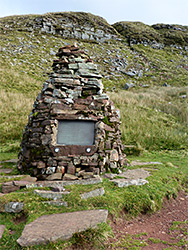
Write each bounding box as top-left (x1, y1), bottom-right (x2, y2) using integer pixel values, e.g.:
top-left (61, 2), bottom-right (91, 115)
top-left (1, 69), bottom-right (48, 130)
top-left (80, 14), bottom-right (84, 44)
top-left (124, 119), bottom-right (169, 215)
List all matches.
top-left (80, 187), bottom-right (105, 200)
top-left (2, 182), bottom-right (20, 193)
top-left (4, 202), bottom-right (24, 213)
top-left (123, 82), bottom-right (135, 90)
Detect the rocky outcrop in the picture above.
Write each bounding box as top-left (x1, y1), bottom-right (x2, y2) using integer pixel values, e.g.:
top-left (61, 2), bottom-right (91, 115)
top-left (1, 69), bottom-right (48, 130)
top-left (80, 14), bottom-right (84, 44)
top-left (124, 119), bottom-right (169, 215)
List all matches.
top-left (113, 21), bottom-right (188, 47)
top-left (0, 12), bottom-right (120, 42)
top-left (1, 12), bottom-right (187, 47)
top-left (18, 44), bottom-right (126, 180)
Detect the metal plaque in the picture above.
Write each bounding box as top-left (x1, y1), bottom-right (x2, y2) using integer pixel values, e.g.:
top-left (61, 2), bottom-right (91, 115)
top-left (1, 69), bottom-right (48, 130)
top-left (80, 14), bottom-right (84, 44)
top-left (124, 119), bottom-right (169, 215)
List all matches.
top-left (57, 120), bottom-right (95, 145)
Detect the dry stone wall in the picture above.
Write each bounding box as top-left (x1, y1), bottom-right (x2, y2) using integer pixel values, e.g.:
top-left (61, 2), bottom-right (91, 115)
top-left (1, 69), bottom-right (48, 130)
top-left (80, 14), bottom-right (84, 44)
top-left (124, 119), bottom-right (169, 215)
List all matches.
top-left (18, 44), bottom-right (126, 180)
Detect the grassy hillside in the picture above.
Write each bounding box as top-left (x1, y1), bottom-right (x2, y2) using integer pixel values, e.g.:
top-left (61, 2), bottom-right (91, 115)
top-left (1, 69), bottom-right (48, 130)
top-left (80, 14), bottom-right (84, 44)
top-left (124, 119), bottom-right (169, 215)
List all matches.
top-left (0, 13), bottom-right (188, 159)
top-left (0, 12), bottom-right (188, 250)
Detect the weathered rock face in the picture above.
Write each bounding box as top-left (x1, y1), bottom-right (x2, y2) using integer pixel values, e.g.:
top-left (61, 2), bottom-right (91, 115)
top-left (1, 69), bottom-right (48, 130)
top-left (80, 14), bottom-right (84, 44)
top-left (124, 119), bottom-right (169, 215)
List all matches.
top-left (18, 44), bottom-right (126, 180)
top-left (1, 12), bottom-right (120, 42)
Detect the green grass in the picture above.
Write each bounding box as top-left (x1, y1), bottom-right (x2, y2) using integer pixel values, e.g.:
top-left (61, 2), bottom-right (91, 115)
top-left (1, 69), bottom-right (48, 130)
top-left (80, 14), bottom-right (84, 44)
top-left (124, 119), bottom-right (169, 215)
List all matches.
top-left (0, 150), bottom-right (188, 249)
top-left (0, 13), bottom-right (188, 249)
top-left (110, 87), bottom-right (188, 151)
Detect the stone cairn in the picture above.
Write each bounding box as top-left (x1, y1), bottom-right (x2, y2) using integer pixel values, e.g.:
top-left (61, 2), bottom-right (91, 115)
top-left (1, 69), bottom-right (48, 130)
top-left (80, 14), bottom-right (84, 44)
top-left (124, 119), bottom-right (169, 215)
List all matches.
top-left (18, 44), bottom-right (126, 180)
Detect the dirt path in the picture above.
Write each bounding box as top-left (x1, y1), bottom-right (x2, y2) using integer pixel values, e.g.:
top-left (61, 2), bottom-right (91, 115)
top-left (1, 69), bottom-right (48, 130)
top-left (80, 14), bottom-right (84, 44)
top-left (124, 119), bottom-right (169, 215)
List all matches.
top-left (109, 191), bottom-right (188, 249)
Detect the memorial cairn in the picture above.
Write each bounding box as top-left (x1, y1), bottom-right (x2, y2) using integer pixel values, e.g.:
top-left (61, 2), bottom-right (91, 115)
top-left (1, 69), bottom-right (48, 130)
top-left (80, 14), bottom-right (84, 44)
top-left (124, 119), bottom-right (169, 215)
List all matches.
top-left (18, 44), bottom-right (126, 180)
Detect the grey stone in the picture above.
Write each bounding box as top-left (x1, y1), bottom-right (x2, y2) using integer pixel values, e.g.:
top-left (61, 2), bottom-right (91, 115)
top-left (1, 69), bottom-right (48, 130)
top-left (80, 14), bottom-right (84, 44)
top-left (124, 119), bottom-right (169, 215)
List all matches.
top-left (46, 173), bottom-right (62, 180)
top-left (93, 94), bottom-right (109, 100)
top-left (68, 63), bottom-right (79, 70)
top-left (34, 190), bottom-right (70, 199)
top-left (21, 176), bottom-right (37, 182)
top-left (46, 167), bottom-right (56, 175)
top-left (35, 176), bottom-right (102, 188)
top-left (103, 173), bottom-right (117, 179)
top-left (130, 161), bottom-right (162, 167)
top-left (0, 159), bottom-right (17, 163)
top-left (111, 178), bottom-right (149, 187)
top-left (63, 173), bottom-right (79, 181)
top-left (162, 82), bottom-right (171, 87)
top-left (80, 187), bottom-right (105, 200)
top-left (52, 89), bottom-right (62, 98)
top-left (4, 202), bottom-right (24, 213)
top-left (79, 171), bottom-right (94, 179)
top-left (110, 149), bottom-right (119, 162)
top-left (122, 71), bottom-right (136, 77)
top-left (13, 180), bottom-right (35, 187)
top-left (67, 162), bottom-right (76, 175)
top-left (0, 169), bottom-right (13, 174)
top-left (110, 162), bottom-right (117, 169)
top-left (123, 82), bottom-right (135, 90)
top-left (51, 186), bottom-right (65, 192)
top-left (0, 225), bottom-right (5, 239)
top-left (42, 201), bottom-right (68, 207)
top-left (76, 69), bottom-right (102, 78)
top-left (2, 182), bottom-right (20, 193)
top-left (118, 169), bottom-right (150, 179)
top-left (78, 63), bottom-right (97, 70)
top-left (17, 209), bottom-right (108, 246)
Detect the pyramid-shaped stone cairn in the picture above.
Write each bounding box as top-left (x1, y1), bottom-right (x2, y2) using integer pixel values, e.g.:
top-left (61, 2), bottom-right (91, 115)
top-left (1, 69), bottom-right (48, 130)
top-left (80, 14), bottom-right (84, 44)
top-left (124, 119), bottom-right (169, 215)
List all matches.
top-left (18, 44), bottom-right (126, 180)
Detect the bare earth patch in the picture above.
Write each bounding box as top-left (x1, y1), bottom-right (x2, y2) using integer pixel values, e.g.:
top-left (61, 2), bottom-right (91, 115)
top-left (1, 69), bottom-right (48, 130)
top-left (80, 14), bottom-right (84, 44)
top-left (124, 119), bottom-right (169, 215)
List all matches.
top-left (109, 191), bottom-right (188, 249)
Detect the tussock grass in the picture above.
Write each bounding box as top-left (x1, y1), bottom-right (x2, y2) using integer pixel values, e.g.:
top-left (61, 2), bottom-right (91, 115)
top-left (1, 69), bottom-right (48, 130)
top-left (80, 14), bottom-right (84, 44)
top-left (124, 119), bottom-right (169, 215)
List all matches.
top-left (110, 87), bottom-right (188, 150)
top-left (0, 89), bottom-right (34, 143)
top-left (0, 61), bottom-right (42, 94)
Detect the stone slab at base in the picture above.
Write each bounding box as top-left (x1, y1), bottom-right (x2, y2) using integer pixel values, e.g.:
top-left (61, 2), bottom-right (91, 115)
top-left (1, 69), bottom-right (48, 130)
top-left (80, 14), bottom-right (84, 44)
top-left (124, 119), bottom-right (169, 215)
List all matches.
top-left (111, 178), bottom-right (149, 187)
top-left (27, 176), bottom-right (102, 188)
top-left (80, 187), bottom-right (105, 199)
top-left (17, 209), bottom-right (108, 247)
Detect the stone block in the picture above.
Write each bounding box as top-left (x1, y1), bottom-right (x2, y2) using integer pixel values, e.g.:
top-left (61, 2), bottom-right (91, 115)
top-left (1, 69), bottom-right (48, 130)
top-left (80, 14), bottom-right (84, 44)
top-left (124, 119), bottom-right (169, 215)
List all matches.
top-left (4, 202), bottom-right (24, 213)
top-left (46, 173), bottom-right (62, 180)
top-left (80, 187), bottom-right (105, 200)
top-left (37, 161), bottom-right (46, 169)
top-left (63, 174), bottom-right (79, 181)
top-left (13, 181), bottom-right (35, 187)
top-left (34, 190), bottom-right (70, 199)
top-left (17, 209), bottom-right (108, 247)
top-left (81, 172), bottom-right (94, 179)
top-left (42, 201), bottom-right (68, 207)
top-left (111, 178), bottom-right (149, 187)
top-left (67, 162), bottom-right (76, 175)
top-left (110, 149), bottom-right (119, 162)
top-left (21, 176), bottom-right (37, 182)
top-left (103, 173), bottom-right (117, 180)
top-left (2, 182), bottom-right (20, 193)
top-left (0, 169), bottom-right (13, 174)
top-left (110, 162), bottom-right (117, 169)
top-left (51, 186), bottom-right (65, 192)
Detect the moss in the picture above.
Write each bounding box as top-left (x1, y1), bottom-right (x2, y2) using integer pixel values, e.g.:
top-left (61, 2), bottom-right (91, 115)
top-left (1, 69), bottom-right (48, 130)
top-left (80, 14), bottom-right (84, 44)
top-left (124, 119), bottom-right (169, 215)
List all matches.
top-left (32, 112), bottom-right (38, 118)
top-left (102, 117), bottom-right (113, 127)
